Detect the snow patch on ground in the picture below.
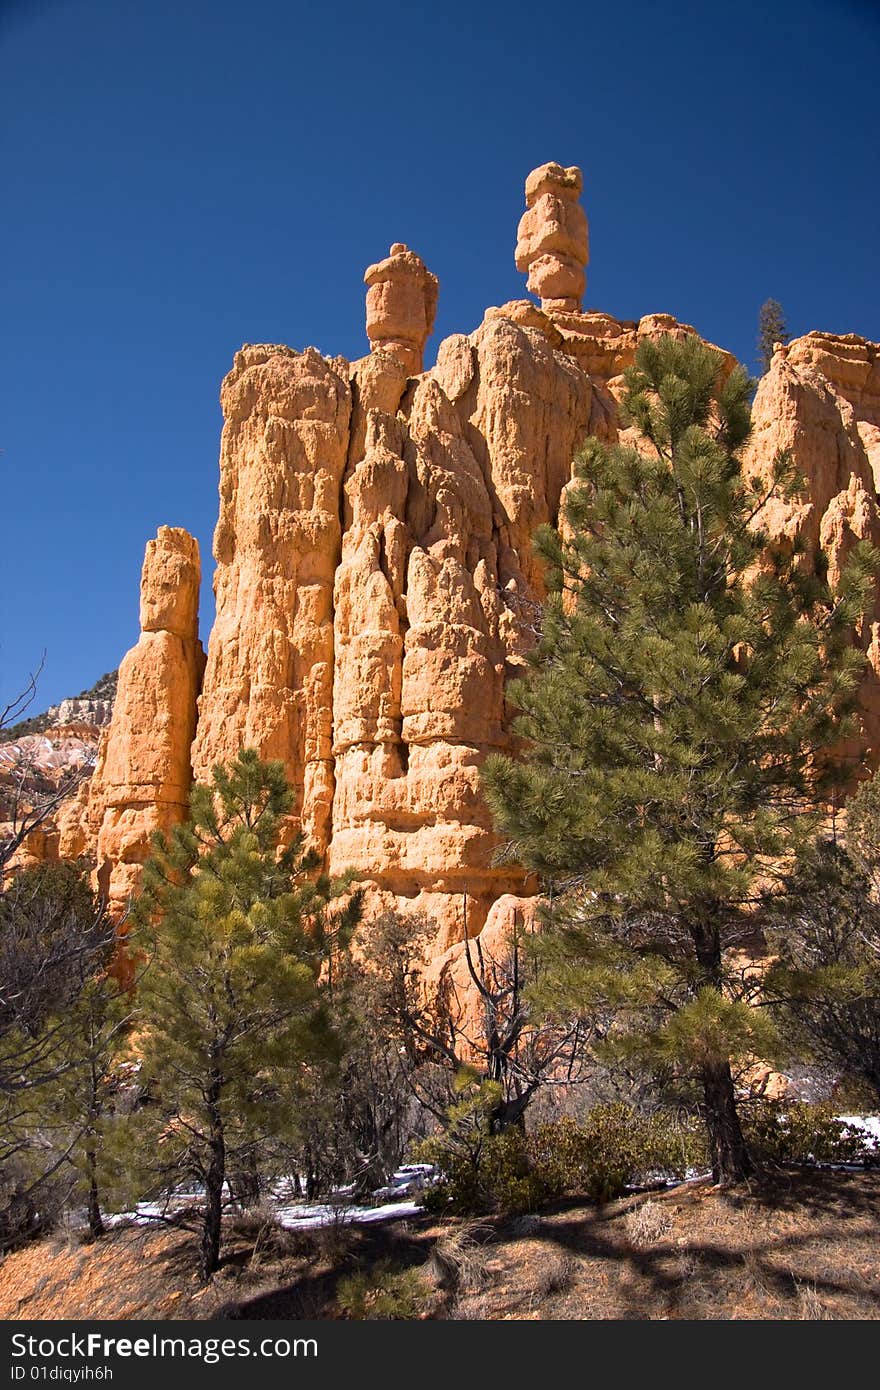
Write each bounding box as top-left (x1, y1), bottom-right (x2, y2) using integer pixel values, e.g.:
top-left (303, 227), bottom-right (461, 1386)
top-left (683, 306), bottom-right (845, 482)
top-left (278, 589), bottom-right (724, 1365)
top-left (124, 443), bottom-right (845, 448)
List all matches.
top-left (106, 1165), bottom-right (435, 1232)
top-left (274, 1199), bottom-right (424, 1230)
top-left (101, 1122), bottom-right (880, 1232)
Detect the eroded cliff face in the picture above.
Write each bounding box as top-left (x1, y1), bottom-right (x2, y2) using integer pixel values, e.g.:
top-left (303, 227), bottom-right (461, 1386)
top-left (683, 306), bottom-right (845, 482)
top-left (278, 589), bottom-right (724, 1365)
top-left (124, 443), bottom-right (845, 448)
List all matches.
top-left (744, 340), bottom-right (880, 768)
top-left (329, 313), bottom-right (593, 943)
top-left (185, 215), bottom-right (600, 944)
top-left (51, 162), bottom-right (880, 941)
top-left (190, 346), bottom-right (351, 860)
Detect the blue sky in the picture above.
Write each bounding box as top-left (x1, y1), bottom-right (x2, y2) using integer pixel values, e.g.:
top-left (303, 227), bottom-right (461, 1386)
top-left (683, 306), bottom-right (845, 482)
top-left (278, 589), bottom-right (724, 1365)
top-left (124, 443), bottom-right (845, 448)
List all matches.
top-left (2, 0), bottom-right (878, 713)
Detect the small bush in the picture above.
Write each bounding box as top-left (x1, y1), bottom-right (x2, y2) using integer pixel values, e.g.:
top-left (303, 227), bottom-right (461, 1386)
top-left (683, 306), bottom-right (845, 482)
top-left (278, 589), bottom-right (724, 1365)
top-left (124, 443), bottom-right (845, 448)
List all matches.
top-left (740, 1101), bottom-right (873, 1165)
top-left (423, 1129), bottom-right (549, 1217)
top-left (311, 1220), bottom-right (357, 1265)
top-left (638, 1108), bottom-right (709, 1179)
top-left (225, 1203), bottom-right (317, 1264)
top-left (428, 1223), bottom-right (492, 1292)
top-left (336, 1260), bottom-right (433, 1319)
top-left (533, 1249), bottom-right (575, 1298)
top-left (0, 1162), bottom-right (67, 1255)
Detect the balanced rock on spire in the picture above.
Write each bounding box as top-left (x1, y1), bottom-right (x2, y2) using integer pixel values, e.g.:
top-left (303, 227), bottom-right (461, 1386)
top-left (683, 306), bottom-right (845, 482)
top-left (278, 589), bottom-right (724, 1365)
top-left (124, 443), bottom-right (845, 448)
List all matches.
top-left (364, 242), bottom-right (439, 375)
top-left (515, 162), bottom-right (589, 312)
top-left (90, 526), bottom-right (204, 910)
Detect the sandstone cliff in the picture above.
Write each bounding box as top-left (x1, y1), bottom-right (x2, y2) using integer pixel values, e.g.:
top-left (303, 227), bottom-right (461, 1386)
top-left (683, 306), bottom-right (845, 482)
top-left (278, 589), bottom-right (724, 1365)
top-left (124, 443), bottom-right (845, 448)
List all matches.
top-left (744, 339), bottom-right (880, 767)
top-left (30, 163), bottom-right (880, 945)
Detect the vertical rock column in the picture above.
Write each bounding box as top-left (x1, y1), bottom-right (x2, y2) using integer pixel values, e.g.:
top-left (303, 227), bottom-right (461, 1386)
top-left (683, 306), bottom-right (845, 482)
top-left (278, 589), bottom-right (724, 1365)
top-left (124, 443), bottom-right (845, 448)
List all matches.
top-left (364, 243), bottom-right (438, 377)
top-left (331, 238), bottom-right (594, 946)
top-left (191, 345), bottom-right (351, 853)
top-left (515, 162), bottom-right (589, 313)
top-left (333, 246), bottom-right (519, 943)
top-left (92, 527), bottom-right (203, 912)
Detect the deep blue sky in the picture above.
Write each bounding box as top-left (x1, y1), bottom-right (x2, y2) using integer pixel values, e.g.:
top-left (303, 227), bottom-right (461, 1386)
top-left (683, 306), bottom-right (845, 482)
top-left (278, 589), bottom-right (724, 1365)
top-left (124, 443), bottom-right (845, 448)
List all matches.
top-left (2, 0), bottom-right (878, 713)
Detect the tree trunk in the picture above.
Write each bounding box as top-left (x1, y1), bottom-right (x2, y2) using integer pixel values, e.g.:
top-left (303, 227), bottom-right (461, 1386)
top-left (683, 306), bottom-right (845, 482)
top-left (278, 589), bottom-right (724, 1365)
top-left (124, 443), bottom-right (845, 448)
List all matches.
top-left (701, 1058), bottom-right (753, 1185)
top-left (85, 1054), bottom-right (104, 1239)
top-left (85, 1139), bottom-right (104, 1239)
top-left (199, 1083), bottom-right (225, 1281)
top-left (692, 913), bottom-right (754, 1185)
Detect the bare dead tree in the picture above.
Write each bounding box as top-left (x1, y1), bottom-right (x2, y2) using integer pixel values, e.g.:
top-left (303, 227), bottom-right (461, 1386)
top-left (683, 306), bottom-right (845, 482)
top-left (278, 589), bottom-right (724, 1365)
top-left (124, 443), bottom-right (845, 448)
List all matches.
top-left (442, 902), bottom-right (592, 1131)
top-left (361, 903), bottom-right (593, 1137)
top-left (0, 654), bottom-right (45, 734)
top-left (0, 858), bottom-right (129, 1248)
top-left (0, 863), bottom-right (119, 1116)
top-left (0, 756), bottom-right (91, 878)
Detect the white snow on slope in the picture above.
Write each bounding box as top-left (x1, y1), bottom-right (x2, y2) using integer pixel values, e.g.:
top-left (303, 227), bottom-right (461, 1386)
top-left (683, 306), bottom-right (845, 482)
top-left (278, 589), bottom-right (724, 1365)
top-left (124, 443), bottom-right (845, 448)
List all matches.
top-left (106, 1165), bottom-right (434, 1231)
top-left (274, 1199), bottom-right (424, 1230)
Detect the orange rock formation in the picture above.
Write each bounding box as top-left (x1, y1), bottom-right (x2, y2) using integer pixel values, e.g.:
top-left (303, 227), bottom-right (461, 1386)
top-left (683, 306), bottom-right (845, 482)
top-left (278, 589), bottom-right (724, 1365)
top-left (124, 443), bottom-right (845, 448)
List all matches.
top-left (44, 164), bottom-right (880, 944)
top-left (88, 527), bottom-right (204, 907)
top-left (515, 162), bottom-right (589, 312)
top-left (364, 244), bottom-right (438, 376)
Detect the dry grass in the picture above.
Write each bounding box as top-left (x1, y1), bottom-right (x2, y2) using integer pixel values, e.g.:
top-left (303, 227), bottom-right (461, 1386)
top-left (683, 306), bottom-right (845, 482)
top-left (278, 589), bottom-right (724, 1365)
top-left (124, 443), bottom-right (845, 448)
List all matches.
top-left (796, 1282), bottom-right (835, 1320)
top-left (427, 1222), bottom-right (492, 1294)
top-left (1, 1169), bottom-right (878, 1321)
top-left (532, 1250), bottom-right (576, 1298)
top-left (624, 1199), bottom-right (673, 1249)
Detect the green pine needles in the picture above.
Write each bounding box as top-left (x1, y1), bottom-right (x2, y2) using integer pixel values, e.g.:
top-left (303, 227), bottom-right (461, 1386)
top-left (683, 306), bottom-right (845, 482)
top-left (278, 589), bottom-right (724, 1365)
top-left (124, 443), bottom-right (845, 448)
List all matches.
top-left (757, 298), bottom-right (789, 375)
top-left (482, 333), bottom-right (877, 1184)
top-left (128, 748), bottom-right (362, 1279)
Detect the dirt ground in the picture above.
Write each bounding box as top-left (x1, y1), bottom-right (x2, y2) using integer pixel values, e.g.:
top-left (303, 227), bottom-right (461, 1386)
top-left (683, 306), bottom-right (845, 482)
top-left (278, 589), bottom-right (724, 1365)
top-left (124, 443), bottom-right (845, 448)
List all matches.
top-left (1, 1168), bottom-right (878, 1321)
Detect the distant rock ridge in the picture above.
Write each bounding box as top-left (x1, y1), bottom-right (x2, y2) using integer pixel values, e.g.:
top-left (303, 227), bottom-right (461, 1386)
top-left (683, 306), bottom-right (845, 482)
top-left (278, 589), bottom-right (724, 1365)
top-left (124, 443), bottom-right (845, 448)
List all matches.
top-left (3, 671), bottom-right (117, 741)
top-left (22, 162), bottom-right (880, 952)
top-left (50, 695), bottom-right (114, 729)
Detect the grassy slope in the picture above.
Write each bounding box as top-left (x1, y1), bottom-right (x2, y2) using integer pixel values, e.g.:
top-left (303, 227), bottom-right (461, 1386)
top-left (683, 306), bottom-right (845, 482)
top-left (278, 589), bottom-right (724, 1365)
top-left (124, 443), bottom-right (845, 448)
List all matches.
top-left (2, 1168), bottom-right (878, 1321)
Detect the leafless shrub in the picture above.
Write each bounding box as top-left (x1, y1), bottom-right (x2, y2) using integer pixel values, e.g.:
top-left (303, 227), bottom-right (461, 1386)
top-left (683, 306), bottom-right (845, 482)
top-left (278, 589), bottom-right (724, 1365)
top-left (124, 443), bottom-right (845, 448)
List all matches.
top-left (673, 1250), bottom-right (701, 1281)
top-left (624, 1198), bottom-right (673, 1249)
top-left (225, 1204), bottom-right (315, 1266)
top-left (310, 1220), bottom-right (356, 1265)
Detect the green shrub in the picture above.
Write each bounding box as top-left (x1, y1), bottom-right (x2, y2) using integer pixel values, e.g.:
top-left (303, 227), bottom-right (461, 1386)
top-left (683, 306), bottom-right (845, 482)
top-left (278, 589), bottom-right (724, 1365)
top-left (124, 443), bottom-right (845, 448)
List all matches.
top-left (531, 1106), bottom-right (706, 1203)
top-left (531, 1108), bottom-right (635, 1202)
top-left (473, 1130), bottom-right (550, 1213)
top-left (417, 1071), bottom-right (551, 1216)
top-left (423, 1127), bottom-right (551, 1217)
top-left (336, 1261), bottom-right (433, 1319)
top-left (424, 1104), bottom-right (708, 1216)
top-left (740, 1101), bottom-right (875, 1165)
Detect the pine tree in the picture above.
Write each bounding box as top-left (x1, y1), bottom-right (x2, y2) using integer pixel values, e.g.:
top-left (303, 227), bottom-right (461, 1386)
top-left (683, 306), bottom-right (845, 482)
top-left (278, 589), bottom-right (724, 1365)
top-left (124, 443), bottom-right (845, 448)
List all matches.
top-left (764, 841), bottom-right (880, 1105)
top-left (482, 333), bottom-right (876, 1184)
top-left (845, 768), bottom-right (880, 887)
top-left (35, 963), bottom-right (133, 1239)
top-left (757, 298), bottom-right (789, 374)
top-left (128, 749), bottom-right (361, 1279)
